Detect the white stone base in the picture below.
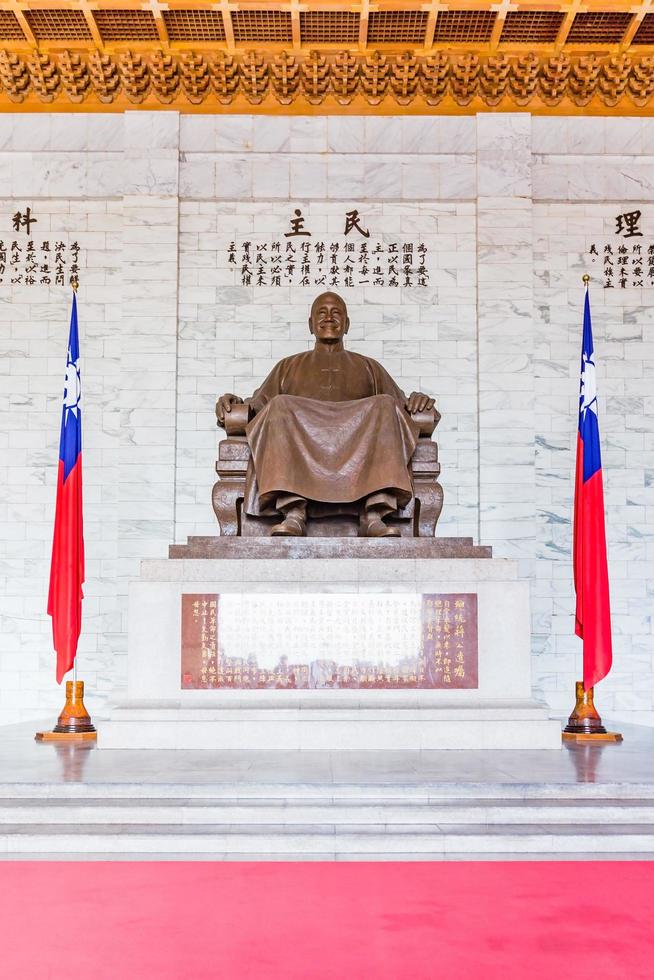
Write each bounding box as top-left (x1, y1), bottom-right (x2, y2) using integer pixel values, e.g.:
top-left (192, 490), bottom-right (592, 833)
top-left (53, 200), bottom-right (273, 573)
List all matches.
top-left (102, 554), bottom-right (562, 751)
top-left (101, 700), bottom-right (560, 750)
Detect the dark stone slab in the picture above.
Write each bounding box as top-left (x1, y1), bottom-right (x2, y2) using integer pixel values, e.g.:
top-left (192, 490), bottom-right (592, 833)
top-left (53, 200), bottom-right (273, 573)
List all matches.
top-left (169, 536), bottom-right (493, 560)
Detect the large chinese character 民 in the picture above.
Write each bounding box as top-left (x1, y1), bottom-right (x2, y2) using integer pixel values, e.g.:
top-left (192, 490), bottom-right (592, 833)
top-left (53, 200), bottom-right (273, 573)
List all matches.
top-left (344, 209), bottom-right (370, 238)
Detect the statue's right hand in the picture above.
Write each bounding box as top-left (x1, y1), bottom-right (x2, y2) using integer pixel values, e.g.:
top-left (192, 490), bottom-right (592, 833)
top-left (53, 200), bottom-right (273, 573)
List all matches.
top-left (215, 393), bottom-right (243, 427)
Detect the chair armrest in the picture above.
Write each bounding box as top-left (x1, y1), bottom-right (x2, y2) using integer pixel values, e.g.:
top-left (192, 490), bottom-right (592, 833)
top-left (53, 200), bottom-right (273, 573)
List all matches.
top-left (224, 402), bottom-right (252, 436)
top-left (410, 406), bottom-right (440, 436)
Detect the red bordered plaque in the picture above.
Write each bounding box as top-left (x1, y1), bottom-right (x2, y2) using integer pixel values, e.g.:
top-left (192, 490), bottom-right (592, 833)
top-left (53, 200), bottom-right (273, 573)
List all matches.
top-left (181, 592), bottom-right (479, 690)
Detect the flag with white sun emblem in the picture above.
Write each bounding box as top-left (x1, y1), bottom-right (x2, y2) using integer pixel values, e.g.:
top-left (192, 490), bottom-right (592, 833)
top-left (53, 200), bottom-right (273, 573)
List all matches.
top-left (47, 293), bottom-right (85, 683)
top-left (573, 284), bottom-right (612, 691)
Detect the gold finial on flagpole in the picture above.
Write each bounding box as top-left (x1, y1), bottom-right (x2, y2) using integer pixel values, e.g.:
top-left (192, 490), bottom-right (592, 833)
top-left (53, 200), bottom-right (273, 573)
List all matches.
top-left (582, 274), bottom-right (590, 285)
top-left (70, 275), bottom-right (79, 293)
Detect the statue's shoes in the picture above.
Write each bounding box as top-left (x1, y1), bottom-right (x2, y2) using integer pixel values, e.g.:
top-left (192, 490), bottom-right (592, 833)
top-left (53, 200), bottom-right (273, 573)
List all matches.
top-left (271, 515), bottom-right (306, 536)
top-left (360, 516), bottom-right (401, 538)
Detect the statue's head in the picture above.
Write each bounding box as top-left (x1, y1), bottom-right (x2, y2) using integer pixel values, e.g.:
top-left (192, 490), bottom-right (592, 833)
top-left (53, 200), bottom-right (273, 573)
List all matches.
top-left (309, 292), bottom-right (349, 345)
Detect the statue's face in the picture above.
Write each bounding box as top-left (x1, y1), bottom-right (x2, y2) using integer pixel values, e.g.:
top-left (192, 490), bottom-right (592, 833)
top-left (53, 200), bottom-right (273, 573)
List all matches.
top-left (309, 293), bottom-right (349, 344)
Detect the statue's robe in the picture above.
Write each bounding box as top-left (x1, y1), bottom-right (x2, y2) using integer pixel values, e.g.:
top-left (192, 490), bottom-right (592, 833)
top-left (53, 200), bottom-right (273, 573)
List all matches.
top-left (243, 347), bottom-right (420, 518)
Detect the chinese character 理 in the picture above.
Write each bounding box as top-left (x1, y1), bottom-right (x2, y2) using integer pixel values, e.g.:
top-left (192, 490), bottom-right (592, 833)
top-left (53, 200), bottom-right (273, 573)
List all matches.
top-left (615, 210), bottom-right (642, 239)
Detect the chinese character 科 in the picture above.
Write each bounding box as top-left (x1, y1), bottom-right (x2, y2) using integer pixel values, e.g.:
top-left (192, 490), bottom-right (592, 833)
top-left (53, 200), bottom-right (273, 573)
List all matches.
top-left (615, 210), bottom-right (642, 239)
top-left (344, 209), bottom-right (370, 238)
top-left (284, 209), bottom-right (311, 238)
top-left (12, 208), bottom-right (37, 234)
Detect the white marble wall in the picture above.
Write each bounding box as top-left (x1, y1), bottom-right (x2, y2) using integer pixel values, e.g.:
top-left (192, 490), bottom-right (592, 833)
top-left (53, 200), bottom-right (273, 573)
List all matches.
top-left (0, 111), bottom-right (652, 727)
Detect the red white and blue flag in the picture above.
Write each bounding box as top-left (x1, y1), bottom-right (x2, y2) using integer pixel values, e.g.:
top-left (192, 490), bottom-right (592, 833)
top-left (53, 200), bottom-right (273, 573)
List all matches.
top-left (47, 294), bottom-right (85, 684)
top-left (573, 285), bottom-right (612, 690)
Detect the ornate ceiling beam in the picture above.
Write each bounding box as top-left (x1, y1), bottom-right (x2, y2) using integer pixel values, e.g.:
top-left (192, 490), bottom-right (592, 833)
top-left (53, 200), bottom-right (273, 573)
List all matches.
top-left (0, 47), bottom-right (651, 112)
top-left (0, 1), bottom-right (652, 112)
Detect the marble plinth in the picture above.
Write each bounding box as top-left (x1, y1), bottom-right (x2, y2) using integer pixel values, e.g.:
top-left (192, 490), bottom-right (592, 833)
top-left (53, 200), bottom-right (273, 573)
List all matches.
top-left (169, 536), bottom-right (493, 560)
top-left (101, 550), bottom-right (561, 751)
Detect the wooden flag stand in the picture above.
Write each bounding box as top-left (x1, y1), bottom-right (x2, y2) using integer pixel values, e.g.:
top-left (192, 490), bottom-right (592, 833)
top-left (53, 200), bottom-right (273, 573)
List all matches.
top-left (35, 679), bottom-right (97, 743)
top-left (562, 681), bottom-right (622, 743)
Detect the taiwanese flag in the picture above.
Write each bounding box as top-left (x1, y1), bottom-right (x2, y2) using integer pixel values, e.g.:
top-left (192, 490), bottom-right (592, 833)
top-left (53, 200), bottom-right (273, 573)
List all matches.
top-left (573, 285), bottom-right (612, 690)
top-left (47, 293), bottom-right (85, 684)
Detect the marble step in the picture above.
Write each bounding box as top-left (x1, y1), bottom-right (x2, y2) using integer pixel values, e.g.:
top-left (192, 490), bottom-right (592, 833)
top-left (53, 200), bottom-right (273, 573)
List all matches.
top-left (7, 852), bottom-right (653, 862)
top-left (2, 799), bottom-right (654, 826)
top-left (2, 824), bottom-right (654, 856)
top-left (2, 782), bottom-right (654, 801)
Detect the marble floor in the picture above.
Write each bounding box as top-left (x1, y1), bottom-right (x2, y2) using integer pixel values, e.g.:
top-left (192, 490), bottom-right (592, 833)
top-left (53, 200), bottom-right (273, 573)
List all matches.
top-left (1, 719), bottom-right (652, 787)
top-left (0, 721), bottom-right (652, 860)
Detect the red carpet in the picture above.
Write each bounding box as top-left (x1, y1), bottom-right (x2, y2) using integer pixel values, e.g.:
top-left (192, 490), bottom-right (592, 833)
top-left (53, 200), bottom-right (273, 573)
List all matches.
top-left (1, 862), bottom-right (653, 979)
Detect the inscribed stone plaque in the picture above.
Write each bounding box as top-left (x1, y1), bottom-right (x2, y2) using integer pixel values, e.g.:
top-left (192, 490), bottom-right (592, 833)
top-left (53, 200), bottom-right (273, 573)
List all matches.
top-left (181, 593), bottom-right (478, 690)
top-left (420, 593), bottom-right (478, 688)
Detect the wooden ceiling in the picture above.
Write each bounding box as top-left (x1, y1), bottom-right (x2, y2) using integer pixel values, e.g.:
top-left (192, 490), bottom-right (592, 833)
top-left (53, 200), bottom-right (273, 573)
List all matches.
top-left (0, 1), bottom-right (653, 113)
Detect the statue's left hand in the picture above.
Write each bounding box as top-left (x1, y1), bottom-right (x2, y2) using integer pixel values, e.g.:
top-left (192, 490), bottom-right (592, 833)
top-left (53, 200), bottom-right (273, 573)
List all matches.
top-left (406, 392), bottom-right (435, 414)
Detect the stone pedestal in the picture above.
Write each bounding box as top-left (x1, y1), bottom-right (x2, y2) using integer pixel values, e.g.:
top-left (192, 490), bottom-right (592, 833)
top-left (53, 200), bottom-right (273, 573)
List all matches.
top-left (101, 539), bottom-right (561, 750)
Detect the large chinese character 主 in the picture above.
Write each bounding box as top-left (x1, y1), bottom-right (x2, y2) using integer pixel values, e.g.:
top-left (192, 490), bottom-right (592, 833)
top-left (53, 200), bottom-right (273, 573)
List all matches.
top-left (615, 210), bottom-right (642, 239)
top-left (12, 207), bottom-right (37, 234)
top-left (344, 209), bottom-right (370, 238)
top-left (284, 208), bottom-right (311, 238)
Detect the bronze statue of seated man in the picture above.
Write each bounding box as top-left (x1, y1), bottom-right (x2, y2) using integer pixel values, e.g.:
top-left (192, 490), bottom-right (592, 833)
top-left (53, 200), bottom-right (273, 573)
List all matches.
top-left (215, 291), bottom-right (436, 538)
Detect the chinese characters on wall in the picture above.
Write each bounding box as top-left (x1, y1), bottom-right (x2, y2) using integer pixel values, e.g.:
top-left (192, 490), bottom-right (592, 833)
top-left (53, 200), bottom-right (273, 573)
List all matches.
top-left (0, 209), bottom-right (81, 288)
top-left (589, 210), bottom-right (654, 289)
top-left (228, 208), bottom-right (431, 289)
top-left (180, 592), bottom-right (479, 691)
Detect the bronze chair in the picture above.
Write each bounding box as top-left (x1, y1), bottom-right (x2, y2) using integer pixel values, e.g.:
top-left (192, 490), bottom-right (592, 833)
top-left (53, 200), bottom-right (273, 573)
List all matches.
top-left (212, 403), bottom-right (444, 537)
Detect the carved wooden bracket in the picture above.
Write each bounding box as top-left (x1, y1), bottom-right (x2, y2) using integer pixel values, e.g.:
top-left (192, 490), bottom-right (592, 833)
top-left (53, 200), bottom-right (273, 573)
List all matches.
top-left (0, 49), bottom-right (653, 112)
